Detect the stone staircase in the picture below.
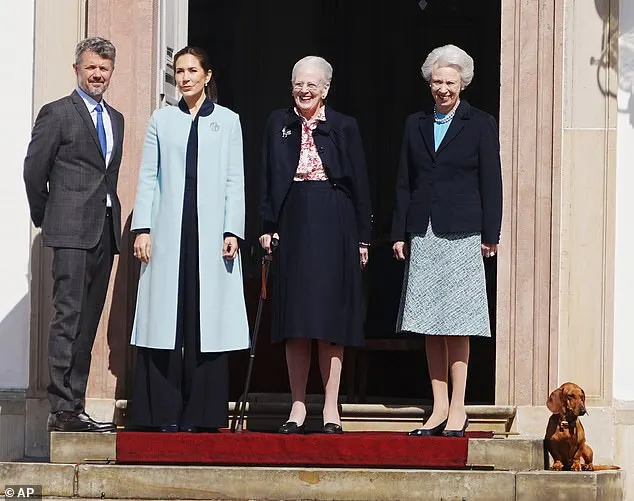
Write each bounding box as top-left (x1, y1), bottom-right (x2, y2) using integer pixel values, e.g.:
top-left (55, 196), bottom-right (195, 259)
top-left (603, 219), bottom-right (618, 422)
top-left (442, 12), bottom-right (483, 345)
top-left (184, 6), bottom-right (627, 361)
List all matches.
top-left (0, 403), bottom-right (625, 500)
top-left (0, 458), bottom-right (624, 501)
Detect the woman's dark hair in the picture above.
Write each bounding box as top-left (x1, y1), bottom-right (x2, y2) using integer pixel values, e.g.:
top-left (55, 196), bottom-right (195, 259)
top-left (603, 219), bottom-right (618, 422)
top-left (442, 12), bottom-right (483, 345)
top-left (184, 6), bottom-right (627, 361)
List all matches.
top-left (173, 46), bottom-right (218, 103)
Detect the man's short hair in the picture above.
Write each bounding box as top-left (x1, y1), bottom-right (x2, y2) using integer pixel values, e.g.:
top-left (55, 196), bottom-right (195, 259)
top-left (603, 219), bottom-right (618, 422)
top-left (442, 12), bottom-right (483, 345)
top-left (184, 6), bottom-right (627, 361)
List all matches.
top-left (75, 37), bottom-right (116, 66)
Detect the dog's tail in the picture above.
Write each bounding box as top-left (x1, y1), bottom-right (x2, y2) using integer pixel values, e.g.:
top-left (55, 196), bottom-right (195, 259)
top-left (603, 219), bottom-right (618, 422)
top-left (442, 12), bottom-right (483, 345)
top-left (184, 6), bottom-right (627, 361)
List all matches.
top-left (590, 465), bottom-right (621, 471)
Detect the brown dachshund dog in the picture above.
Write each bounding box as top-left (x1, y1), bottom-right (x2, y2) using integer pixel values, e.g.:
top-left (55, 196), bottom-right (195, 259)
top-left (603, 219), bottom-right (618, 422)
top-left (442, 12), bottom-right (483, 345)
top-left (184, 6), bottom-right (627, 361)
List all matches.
top-left (545, 382), bottom-right (619, 471)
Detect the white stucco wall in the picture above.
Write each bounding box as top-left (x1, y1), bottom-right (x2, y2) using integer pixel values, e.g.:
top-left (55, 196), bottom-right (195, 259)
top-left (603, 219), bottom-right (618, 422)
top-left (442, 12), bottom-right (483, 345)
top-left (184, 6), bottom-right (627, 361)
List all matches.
top-left (614, 0), bottom-right (634, 401)
top-left (0, 0), bottom-right (35, 389)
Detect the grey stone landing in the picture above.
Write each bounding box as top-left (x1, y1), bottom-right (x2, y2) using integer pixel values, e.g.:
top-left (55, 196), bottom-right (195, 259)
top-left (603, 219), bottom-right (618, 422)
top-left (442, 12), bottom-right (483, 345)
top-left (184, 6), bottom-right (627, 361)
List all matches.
top-left (0, 432), bottom-right (625, 500)
top-left (0, 461), bottom-right (624, 500)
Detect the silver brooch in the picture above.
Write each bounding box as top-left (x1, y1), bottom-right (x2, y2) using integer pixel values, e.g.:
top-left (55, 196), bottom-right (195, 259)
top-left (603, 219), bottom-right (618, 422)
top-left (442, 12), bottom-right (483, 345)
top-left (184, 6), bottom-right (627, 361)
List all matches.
top-left (209, 122), bottom-right (220, 132)
top-left (281, 126), bottom-right (291, 138)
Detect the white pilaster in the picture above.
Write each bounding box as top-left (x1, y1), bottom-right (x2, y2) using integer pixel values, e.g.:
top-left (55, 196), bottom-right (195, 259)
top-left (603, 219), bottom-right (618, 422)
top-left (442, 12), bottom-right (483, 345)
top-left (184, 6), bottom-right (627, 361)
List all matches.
top-left (614, 0), bottom-right (634, 403)
top-left (0, 0), bottom-right (36, 461)
top-left (0, 0), bottom-right (35, 390)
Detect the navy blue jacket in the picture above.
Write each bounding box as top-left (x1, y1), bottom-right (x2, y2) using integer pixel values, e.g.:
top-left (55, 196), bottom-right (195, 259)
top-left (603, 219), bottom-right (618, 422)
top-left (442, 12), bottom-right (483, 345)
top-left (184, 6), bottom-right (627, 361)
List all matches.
top-left (391, 101), bottom-right (502, 244)
top-left (260, 106), bottom-right (372, 243)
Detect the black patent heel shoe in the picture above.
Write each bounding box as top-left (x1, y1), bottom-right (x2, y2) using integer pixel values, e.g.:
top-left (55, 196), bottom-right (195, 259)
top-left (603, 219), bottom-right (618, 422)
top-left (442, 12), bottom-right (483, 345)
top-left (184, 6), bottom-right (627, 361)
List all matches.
top-left (278, 421), bottom-right (305, 434)
top-left (322, 422), bottom-right (344, 434)
top-left (441, 417), bottom-right (469, 438)
top-left (408, 418), bottom-right (448, 437)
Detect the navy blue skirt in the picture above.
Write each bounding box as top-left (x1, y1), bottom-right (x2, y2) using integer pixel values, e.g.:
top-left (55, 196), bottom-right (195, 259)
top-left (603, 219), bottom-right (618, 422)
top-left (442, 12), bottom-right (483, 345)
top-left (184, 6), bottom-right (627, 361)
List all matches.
top-left (271, 181), bottom-right (364, 347)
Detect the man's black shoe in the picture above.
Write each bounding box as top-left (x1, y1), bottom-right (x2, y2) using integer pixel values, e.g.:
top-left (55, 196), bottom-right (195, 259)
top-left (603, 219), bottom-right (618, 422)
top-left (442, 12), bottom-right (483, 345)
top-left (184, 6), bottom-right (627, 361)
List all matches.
top-left (47, 411), bottom-right (100, 432)
top-left (76, 411), bottom-right (116, 432)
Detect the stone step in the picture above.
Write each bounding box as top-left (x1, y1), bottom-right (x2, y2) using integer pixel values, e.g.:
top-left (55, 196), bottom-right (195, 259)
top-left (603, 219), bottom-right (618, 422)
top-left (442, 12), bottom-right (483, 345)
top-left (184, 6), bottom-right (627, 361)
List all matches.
top-left (246, 402), bottom-right (516, 434)
top-left (113, 398), bottom-right (517, 434)
top-left (49, 432), bottom-right (546, 472)
top-left (0, 461), bottom-right (624, 501)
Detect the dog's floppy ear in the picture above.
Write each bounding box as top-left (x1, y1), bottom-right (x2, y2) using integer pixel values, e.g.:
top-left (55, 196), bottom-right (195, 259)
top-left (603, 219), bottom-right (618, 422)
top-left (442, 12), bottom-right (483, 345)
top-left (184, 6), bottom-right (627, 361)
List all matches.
top-left (547, 387), bottom-right (563, 414)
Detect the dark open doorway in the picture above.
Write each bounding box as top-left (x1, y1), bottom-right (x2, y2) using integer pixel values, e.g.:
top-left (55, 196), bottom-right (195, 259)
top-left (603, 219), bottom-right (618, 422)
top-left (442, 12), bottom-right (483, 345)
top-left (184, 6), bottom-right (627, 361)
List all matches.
top-left (188, 0), bottom-right (501, 405)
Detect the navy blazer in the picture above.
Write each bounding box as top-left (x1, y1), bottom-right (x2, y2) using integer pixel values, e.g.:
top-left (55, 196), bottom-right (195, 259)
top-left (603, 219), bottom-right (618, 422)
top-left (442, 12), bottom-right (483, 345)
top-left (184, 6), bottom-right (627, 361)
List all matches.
top-left (260, 106), bottom-right (372, 243)
top-left (391, 100), bottom-right (502, 244)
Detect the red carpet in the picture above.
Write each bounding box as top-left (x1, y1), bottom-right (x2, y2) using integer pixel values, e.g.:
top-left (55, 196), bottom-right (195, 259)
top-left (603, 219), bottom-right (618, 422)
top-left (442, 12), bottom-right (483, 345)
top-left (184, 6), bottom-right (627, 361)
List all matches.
top-left (116, 430), bottom-right (490, 468)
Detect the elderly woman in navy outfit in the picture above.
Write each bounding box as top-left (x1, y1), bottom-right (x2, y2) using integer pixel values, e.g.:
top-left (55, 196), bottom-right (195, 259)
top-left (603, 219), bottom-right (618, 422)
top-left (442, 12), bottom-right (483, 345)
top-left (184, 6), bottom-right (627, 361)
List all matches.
top-left (260, 56), bottom-right (372, 434)
top-left (128, 46), bottom-right (249, 432)
top-left (392, 45), bottom-right (502, 438)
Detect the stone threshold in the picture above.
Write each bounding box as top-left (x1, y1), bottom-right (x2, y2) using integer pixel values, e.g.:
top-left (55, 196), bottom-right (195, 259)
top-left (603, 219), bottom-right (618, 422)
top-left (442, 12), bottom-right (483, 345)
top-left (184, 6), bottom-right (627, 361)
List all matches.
top-left (0, 461), bottom-right (623, 501)
top-left (114, 397), bottom-right (516, 434)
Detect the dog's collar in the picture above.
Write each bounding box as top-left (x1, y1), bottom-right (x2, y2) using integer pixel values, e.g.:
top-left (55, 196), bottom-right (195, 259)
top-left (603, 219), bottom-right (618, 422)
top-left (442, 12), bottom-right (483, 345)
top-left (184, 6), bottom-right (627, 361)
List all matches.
top-left (559, 420), bottom-right (570, 430)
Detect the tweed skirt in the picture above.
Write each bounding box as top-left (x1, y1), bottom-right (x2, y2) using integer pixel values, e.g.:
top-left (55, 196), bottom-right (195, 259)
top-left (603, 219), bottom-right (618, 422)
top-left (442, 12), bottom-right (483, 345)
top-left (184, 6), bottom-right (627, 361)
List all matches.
top-left (396, 220), bottom-right (491, 337)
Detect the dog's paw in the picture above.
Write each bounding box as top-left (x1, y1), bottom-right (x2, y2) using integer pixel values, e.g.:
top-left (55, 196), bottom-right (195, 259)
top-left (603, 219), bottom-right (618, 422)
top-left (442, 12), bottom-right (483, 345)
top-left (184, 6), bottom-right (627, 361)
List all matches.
top-left (582, 463), bottom-right (594, 471)
top-left (551, 461), bottom-right (564, 471)
top-left (571, 461), bottom-right (582, 471)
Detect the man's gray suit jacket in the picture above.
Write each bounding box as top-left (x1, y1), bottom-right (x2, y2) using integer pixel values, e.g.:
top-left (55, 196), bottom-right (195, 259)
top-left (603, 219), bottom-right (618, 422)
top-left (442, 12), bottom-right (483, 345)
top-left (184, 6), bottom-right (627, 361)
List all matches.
top-left (24, 90), bottom-right (124, 252)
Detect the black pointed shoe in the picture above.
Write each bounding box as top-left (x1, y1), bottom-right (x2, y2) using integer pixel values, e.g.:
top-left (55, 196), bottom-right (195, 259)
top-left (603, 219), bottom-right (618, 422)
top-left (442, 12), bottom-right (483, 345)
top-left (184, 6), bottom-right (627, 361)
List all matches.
top-left (322, 422), bottom-right (344, 434)
top-left (47, 411), bottom-right (100, 432)
top-left (76, 411), bottom-right (116, 432)
top-left (408, 419), bottom-right (448, 437)
top-left (442, 417), bottom-right (469, 438)
top-left (278, 421), bottom-right (305, 434)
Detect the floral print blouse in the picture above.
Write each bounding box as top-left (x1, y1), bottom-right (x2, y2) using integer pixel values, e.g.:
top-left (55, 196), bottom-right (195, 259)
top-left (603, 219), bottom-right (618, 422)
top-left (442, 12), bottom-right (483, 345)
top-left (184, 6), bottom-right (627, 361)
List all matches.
top-left (293, 106), bottom-right (328, 181)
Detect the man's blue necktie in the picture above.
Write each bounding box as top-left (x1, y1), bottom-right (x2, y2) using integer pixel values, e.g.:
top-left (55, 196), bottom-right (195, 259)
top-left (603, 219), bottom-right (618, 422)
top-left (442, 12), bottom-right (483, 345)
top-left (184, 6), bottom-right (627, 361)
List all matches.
top-left (95, 103), bottom-right (107, 161)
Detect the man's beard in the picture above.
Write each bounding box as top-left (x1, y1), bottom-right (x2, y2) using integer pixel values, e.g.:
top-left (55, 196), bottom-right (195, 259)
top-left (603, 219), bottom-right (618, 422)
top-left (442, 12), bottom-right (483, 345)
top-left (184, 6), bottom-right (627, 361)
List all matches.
top-left (82, 82), bottom-right (109, 99)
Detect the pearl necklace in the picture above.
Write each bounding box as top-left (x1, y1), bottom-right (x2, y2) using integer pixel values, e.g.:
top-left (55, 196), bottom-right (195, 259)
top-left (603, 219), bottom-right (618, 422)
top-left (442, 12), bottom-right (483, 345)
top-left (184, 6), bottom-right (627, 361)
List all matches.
top-left (434, 101), bottom-right (459, 124)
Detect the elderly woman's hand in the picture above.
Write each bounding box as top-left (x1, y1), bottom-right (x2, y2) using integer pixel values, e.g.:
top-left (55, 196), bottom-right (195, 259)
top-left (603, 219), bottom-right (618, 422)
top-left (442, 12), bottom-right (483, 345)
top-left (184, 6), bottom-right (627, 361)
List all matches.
top-left (259, 233), bottom-right (279, 254)
top-left (481, 243), bottom-right (498, 258)
top-left (393, 241), bottom-right (408, 261)
top-left (223, 236), bottom-right (239, 260)
top-left (133, 234), bottom-right (152, 264)
top-left (359, 245), bottom-right (369, 269)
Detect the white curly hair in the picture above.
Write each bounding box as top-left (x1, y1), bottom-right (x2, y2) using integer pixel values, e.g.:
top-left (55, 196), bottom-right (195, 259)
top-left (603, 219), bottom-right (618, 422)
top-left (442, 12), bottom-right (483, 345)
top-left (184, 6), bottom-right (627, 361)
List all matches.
top-left (421, 44), bottom-right (474, 87)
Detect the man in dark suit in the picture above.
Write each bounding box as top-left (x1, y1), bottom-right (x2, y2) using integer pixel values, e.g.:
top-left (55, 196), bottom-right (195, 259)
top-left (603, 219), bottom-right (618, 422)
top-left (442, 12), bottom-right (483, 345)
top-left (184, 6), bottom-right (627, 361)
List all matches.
top-left (24, 37), bottom-right (124, 432)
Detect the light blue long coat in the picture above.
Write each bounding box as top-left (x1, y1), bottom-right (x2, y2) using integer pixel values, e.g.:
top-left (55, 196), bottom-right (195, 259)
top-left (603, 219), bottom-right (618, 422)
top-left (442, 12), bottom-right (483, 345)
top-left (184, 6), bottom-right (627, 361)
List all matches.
top-left (130, 103), bottom-right (250, 353)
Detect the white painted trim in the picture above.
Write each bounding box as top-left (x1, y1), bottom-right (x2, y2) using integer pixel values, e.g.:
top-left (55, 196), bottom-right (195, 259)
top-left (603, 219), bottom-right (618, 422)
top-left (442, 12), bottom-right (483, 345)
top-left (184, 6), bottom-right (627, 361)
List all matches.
top-left (614, 0), bottom-right (634, 402)
top-left (156, 0), bottom-right (188, 108)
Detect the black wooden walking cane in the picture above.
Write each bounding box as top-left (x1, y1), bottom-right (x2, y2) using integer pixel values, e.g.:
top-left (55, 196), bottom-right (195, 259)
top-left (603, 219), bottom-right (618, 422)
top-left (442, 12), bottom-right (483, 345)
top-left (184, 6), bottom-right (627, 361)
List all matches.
top-left (232, 237), bottom-right (279, 433)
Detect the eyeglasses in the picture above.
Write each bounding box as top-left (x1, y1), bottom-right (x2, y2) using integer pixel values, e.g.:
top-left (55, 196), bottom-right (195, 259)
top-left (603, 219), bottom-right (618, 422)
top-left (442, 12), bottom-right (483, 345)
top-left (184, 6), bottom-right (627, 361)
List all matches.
top-left (292, 81), bottom-right (322, 92)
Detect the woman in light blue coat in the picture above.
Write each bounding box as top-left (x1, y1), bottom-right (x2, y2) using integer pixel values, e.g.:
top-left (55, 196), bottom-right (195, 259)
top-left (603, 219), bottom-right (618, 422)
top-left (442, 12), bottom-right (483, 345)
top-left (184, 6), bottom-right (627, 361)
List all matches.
top-left (127, 46), bottom-right (249, 432)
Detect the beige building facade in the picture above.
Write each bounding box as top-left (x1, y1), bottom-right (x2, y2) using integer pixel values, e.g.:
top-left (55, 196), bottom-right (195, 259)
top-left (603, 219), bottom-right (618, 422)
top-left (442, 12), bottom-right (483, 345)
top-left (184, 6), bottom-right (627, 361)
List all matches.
top-left (1, 0), bottom-right (633, 496)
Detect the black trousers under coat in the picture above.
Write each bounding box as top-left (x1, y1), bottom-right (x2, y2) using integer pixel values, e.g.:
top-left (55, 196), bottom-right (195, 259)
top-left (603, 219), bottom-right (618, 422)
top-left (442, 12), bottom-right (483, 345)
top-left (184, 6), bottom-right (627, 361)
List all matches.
top-left (128, 184), bottom-right (229, 429)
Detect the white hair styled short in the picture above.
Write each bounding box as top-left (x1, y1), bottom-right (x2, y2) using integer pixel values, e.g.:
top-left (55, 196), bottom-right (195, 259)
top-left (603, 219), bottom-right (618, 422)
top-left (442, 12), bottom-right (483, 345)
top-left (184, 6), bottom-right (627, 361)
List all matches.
top-left (421, 44), bottom-right (474, 87)
top-left (291, 56), bottom-right (333, 85)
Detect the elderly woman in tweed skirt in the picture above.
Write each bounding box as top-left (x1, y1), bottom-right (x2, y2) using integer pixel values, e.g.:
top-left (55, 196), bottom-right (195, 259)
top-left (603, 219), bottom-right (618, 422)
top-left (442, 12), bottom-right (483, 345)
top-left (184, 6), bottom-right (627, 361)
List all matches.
top-left (392, 44), bottom-right (502, 438)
